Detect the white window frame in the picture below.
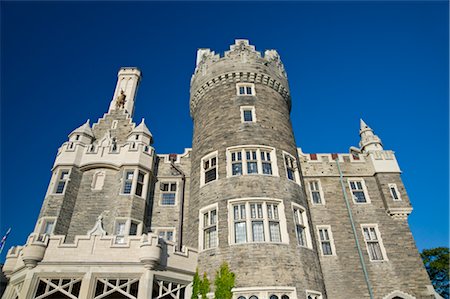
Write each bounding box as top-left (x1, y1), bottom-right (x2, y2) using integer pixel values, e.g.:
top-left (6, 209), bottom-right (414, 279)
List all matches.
top-left (153, 227), bottom-right (176, 242)
top-left (283, 152), bottom-right (301, 185)
top-left (159, 181), bottom-right (178, 206)
top-left (226, 146), bottom-right (279, 178)
top-left (120, 168), bottom-right (149, 198)
top-left (316, 225), bottom-right (336, 256)
top-left (114, 218), bottom-right (143, 244)
top-left (292, 203), bottom-right (312, 249)
top-left (232, 287), bottom-right (297, 299)
top-left (199, 203), bottom-right (219, 251)
top-left (35, 217), bottom-right (57, 236)
top-left (240, 106), bottom-right (256, 123)
top-left (200, 151), bottom-right (218, 187)
top-left (53, 169), bottom-right (71, 195)
top-left (361, 224), bottom-right (388, 262)
top-left (307, 180), bottom-right (325, 205)
top-left (236, 83), bottom-right (255, 96)
top-left (388, 183), bottom-right (402, 201)
top-left (348, 178), bottom-right (371, 204)
top-left (228, 198), bottom-right (289, 245)
top-left (305, 290), bottom-right (323, 299)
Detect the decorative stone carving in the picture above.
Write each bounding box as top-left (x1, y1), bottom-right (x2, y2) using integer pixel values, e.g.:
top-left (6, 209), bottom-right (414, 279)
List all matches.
top-left (139, 234), bottom-right (161, 269)
top-left (115, 89), bottom-right (126, 109)
top-left (87, 214), bottom-right (107, 236)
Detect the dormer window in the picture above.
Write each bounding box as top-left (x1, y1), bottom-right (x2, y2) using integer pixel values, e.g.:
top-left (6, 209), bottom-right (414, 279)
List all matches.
top-left (236, 83), bottom-right (255, 96)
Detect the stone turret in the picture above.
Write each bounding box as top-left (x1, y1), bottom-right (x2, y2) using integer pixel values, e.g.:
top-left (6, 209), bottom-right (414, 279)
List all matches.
top-left (187, 39), bottom-right (325, 297)
top-left (359, 119), bottom-right (383, 152)
top-left (108, 67), bottom-right (142, 117)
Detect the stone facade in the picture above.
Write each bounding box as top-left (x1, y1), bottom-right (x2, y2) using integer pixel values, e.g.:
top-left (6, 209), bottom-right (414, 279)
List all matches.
top-left (1, 40), bottom-right (439, 299)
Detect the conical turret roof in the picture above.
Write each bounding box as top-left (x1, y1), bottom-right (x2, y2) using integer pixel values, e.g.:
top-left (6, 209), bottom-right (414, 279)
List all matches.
top-left (132, 118), bottom-right (152, 137)
top-left (70, 120), bottom-right (93, 137)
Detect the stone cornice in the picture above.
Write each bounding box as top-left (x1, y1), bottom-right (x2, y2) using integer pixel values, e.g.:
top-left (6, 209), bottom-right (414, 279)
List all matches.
top-left (190, 71), bottom-right (291, 117)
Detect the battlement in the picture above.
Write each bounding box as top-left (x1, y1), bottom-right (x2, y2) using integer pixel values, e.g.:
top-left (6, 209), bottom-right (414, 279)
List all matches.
top-left (190, 39), bottom-right (291, 116)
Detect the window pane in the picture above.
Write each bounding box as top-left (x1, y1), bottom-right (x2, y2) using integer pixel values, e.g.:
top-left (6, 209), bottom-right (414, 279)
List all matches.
top-left (247, 162), bottom-right (258, 174)
top-left (353, 191), bottom-right (366, 203)
top-left (252, 221), bottom-right (264, 242)
top-left (287, 168), bottom-right (294, 180)
top-left (232, 163), bottom-right (243, 176)
top-left (167, 231), bottom-right (173, 241)
top-left (205, 168), bottom-right (217, 183)
top-left (239, 86), bottom-right (245, 94)
top-left (312, 191), bottom-right (321, 204)
top-left (161, 193), bottom-right (176, 205)
top-left (44, 222), bottom-right (54, 234)
top-left (135, 182), bottom-right (143, 196)
top-left (243, 110), bottom-right (253, 122)
top-left (368, 242), bottom-right (383, 260)
top-left (170, 183), bottom-right (177, 191)
top-left (246, 86), bottom-right (252, 95)
top-left (262, 162), bottom-right (272, 175)
top-left (269, 222), bottom-right (281, 242)
top-left (129, 223), bottom-right (138, 235)
top-left (235, 222), bottom-right (247, 243)
top-left (322, 241), bottom-right (333, 255)
top-left (116, 223), bottom-right (126, 235)
top-left (56, 181), bottom-right (66, 194)
top-left (211, 210), bottom-right (217, 224)
top-left (296, 225), bottom-right (305, 246)
top-left (391, 186), bottom-right (398, 199)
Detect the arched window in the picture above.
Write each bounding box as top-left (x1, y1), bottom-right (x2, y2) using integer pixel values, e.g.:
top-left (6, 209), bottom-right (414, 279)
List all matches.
top-left (270, 295), bottom-right (279, 299)
top-left (237, 297), bottom-right (247, 299)
top-left (281, 296), bottom-right (289, 299)
top-left (249, 296), bottom-right (258, 299)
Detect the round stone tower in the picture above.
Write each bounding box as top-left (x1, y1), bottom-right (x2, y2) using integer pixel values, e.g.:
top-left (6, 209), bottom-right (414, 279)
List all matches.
top-left (188, 40), bottom-right (326, 298)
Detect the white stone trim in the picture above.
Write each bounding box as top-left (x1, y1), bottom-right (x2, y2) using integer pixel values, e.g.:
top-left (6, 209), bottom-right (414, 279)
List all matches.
top-left (382, 290), bottom-right (416, 299)
top-left (347, 178), bottom-right (371, 204)
top-left (316, 225), bottom-right (336, 256)
top-left (232, 286), bottom-right (297, 299)
top-left (199, 203), bottom-right (219, 251)
top-left (200, 151), bottom-right (218, 187)
top-left (228, 198), bottom-right (289, 246)
top-left (119, 168), bottom-right (149, 198)
top-left (305, 290), bottom-right (323, 299)
top-left (226, 145), bottom-right (279, 178)
top-left (240, 106), bottom-right (256, 123)
top-left (153, 227), bottom-right (176, 243)
top-left (291, 203), bottom-right (312, 249)
top-left (113, 217), bottom-right (143, 244)
top-left (361, 223), bottom-right (389, 262)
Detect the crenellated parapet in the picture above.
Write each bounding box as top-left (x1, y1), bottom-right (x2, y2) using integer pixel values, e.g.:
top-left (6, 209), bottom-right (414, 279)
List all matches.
top-left (190, 39), bottom-right (291, 116)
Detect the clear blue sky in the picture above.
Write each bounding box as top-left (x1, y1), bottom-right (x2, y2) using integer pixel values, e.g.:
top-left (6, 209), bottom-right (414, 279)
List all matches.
top-left (1, 1), bottom-right (448, 262)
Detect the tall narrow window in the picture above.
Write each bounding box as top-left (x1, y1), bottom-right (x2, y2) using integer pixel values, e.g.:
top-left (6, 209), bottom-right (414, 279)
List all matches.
top-left (123, 171), bottom-right (134, 194)
top-left (234, 204), bottom-right (247, 243)
top-left (202, 208), bottom-right (217, 249)
top-left (160, 182), bottom-right (177, 205)
top-left (240, 106), bottom-right (256, 123)
top-left (135, 171), bottom-right (145, 196)
top-left (246, 150), bottom-right (258, 174)
top-left (202, 153), bottom-right (218, 185)
top-left (389, 183), bottom-right (401, 201)
top-left (267, 203), bottom-right (281, 242)
top-left (285, 156), bottom-right (295, 180)
top-left (55, 170), bottom-right (70, 194)
top-left (362, 225), bottom-right (386, 261)
top-left (129, 222), bottom-right (138, 236)
top-left (348, 179), bottom-right (370, 203)
top-left (261, 151), bottom-right (272, 175)
top-left (293, 207), bottom-right (306, 246)
top-left (309, 181), bottom-right (323, 204)
top-left (231, 151), bottom-right (243, 176)
top-left (250, 203), bottom-right (264, 242)
top-left (317, 226), bottom-right (335, 256)
top-left (115, 221), bottom-right (126, 244)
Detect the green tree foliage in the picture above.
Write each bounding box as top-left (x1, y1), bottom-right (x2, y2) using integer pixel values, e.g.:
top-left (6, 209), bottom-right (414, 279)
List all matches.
top-left (200, 272), bottom-right (210, 299)
top-left (214, 262), bottom-right (235, 299)
top-left (191, 268), bottom-right (201, 299)
top-left (421, 247), bottom-right (449, 299)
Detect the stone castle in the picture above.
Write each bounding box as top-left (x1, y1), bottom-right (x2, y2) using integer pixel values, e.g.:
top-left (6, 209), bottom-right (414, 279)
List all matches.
top-left (1, 40), bottom-right (440, 299)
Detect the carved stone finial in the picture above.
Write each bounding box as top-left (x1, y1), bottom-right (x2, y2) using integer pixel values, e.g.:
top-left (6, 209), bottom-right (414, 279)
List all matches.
top-left (87, 214), bottom-right (107, 236)
top-left (115, 89), bottom-right (126, 109)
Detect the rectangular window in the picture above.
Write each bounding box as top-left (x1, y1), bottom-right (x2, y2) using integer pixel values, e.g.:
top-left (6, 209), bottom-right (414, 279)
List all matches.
top-left (231, 151), bottom-right (243, 176)
top-left (157, 229), bottom-right (175, 242)
top-left (202, 208), bottom-right (218, 249)
top-left (362, 225), bottom-right (386, 261)
top-left (293, 208), bottom-right (306, 246)
top-left (202, 153), bottom-right (218, 185)
top-left (231, 201), bottom-right (285, 244)
top-left (243, 110), bottom-right (253, 122)
top-left (129, 222), bottom-right (138, 236)
top-left (309, 181), bottom-right (323, 204)
top-left (246, 150), bottom-right (258, 174)
top-left (317, 226), bottom-right (335, 256)
top-left (227, 147), bottom-right (277, 177)
top-left (123, 171), bottom-right (134, 194)
top-left (389, 183), bottom-right (401, 201)
top-left (283, 152), bottom-right (299, 184)
top-left (349, 179), bottom-right (370, 203)
top-left (240, 106), bottom-right (256, 123)
top-left (115, 221), bottom-right (126, 244)
top-left (55, 170), bottom-right (70, 194)
top-left (160, 182), bottom-right (177, 205)
top-left (236, 83), bottom-right (255, 96)
top-left (135, 171), bottom-right (145, 196)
